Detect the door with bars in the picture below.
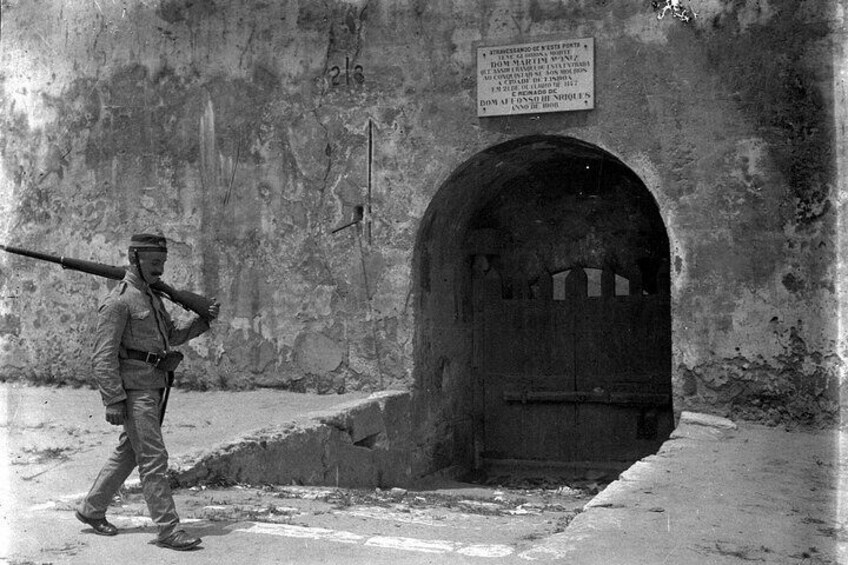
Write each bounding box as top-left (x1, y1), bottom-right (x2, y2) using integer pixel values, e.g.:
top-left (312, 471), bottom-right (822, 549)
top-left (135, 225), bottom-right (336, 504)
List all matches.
top-left (472, 264), bottom-right (673, 465)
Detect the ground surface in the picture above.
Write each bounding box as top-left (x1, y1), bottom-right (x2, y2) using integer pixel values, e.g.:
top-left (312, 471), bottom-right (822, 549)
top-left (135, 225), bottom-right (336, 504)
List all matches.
top-left (2, 382), bottom-right (847, 564)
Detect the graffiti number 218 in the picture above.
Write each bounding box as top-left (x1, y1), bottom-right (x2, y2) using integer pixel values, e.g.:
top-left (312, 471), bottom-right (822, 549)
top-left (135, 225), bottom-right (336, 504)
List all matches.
top-left (329, 57), bottom-right (365, 87)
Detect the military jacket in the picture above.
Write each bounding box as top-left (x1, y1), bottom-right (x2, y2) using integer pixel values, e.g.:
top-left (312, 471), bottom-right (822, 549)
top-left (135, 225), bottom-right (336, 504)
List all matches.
top-left (92, 270), bottom-right (210, 406)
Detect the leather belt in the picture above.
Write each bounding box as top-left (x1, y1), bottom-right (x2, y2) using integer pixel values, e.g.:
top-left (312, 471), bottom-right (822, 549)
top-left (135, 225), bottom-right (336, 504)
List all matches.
top-left (125, 348), bottom-right (164, 365)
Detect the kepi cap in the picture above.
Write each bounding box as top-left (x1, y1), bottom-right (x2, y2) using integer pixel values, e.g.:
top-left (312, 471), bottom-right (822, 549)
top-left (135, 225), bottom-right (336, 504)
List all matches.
top-left (129, 232), bottom-right (167, 253)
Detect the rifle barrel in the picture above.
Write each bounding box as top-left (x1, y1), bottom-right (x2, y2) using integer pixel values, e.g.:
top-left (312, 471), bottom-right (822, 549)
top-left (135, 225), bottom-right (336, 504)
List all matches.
top-left (1, 243), bottom-right (215, 320)
top-left (1, 244), bottom-right (66, 265)
top-left (1, 244), bottom-right (126, 280)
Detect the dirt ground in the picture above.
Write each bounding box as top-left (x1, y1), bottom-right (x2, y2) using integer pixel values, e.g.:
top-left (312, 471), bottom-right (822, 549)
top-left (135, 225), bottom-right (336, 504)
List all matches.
top-left (3, 382), bottom-right (848, 565)
top-left (2, 382), bottom-right (370, 511)
top-left (2, 382), bottom-right (610, 564)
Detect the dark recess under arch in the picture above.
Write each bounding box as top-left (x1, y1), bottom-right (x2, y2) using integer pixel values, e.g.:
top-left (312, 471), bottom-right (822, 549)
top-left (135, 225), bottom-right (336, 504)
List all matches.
top-left (412, 135), bottom-right (672, 479)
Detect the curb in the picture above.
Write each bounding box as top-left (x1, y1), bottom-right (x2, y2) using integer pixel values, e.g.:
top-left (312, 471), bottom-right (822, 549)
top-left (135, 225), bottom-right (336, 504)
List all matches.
top-left (170, 390), bottom-right (418, 489)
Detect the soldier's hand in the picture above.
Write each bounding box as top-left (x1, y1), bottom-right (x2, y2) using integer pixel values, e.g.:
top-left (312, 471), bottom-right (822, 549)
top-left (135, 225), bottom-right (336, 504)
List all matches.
top-left (207, 299), bottom-right (220, 320)
top-left (105, 401), bottom-right (126, 426)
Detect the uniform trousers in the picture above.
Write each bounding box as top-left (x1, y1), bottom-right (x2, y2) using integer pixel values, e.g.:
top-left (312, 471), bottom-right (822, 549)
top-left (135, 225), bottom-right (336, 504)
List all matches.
top-left (78, 388), bottom-right (179, 540)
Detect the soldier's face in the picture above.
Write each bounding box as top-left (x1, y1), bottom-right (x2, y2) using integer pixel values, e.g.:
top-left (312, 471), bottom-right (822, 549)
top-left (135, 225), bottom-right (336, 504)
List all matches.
top-left (136, 251), bottom-right (167, 283)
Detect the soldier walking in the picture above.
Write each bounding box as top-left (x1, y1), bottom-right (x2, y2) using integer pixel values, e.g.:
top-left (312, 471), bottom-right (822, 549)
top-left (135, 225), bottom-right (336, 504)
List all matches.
top-left (75, 232), bottom-right (220, 551)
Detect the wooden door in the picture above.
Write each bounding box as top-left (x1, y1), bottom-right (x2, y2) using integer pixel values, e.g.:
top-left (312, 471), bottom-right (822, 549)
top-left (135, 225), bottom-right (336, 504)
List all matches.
top-left (473, 265), bottom-right (672, 465)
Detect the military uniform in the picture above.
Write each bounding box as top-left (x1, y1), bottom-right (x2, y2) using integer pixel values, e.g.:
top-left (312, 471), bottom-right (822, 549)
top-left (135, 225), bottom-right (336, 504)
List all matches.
top-left (77, 236), bottom-right (210, 547)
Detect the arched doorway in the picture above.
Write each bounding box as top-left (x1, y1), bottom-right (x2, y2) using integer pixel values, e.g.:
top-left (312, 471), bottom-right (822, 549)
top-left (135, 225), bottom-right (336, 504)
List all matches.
top-left (413, 135), bottom-right (672, 479)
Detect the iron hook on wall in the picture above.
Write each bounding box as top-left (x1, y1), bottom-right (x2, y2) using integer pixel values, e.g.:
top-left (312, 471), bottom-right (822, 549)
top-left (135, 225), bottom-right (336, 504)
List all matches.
top-left (331, 205), bottom-right (364, 234)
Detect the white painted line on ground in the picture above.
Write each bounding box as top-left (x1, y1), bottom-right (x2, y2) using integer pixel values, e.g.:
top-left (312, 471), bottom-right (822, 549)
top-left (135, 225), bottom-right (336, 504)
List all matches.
top-left (111, 516), bottom-right (155, 528)
top-left (235, 522), bottom-right (515, 557)
top-left (365, 535), bottom-right (458, 553)
top-left (517, 546), bottom-right (568, 560)
top-left (236, 523), bottom-right (363, 544)
top-left (459, 544), bottom-right (516, 558)
top-left (29, 500), bottom-right (60, 511)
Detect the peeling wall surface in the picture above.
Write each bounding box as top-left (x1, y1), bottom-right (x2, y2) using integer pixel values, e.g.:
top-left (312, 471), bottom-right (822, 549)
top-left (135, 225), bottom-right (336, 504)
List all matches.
top-left (0, 0), bottom-right (845, 475)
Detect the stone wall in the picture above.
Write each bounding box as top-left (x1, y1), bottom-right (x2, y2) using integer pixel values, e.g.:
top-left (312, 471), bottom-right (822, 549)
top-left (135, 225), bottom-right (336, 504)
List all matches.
top-left (0, 0), bottom-right (844, 476)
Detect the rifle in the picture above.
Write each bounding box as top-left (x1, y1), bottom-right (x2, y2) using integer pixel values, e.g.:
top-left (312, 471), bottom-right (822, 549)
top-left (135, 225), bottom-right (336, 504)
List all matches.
top-left (0, 244), bottom-right (216, 321)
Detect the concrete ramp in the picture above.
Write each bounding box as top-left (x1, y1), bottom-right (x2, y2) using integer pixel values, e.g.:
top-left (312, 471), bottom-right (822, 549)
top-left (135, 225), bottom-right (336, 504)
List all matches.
top-left (170, 390), bottom-right (416, 489)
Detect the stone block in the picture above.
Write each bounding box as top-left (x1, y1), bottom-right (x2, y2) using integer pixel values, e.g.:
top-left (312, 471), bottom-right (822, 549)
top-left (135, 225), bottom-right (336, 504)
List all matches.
top-left (679, 411), bottom-right (737, 430)
top-left (375, 448), bottom-right (414, 488)
top-left (181, 426), bottom-right (331, 487)
top-left (617, 460), bottom-right (654, 483)
top-left (376, 391), bottom-right (412, 447)
top-left (325, 441), bottom-right (378, 488)
top-left (327, 399), bottom-right (386, 444)
top-left (294, 332), bottom-right (344, 375)
top-left (670, 412), bottom-right (738, 442)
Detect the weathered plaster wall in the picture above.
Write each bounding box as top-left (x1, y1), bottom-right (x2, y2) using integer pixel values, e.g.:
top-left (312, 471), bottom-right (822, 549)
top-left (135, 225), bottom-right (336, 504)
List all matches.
top-left (0, 0), bottom-right (843, 471)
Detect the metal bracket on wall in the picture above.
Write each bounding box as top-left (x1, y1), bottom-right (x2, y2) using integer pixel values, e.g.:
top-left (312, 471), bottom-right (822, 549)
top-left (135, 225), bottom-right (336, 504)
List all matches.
top-left (366, 118), bottom-right (373, 245)
top-left (330, 119), bottom-right (373, 241)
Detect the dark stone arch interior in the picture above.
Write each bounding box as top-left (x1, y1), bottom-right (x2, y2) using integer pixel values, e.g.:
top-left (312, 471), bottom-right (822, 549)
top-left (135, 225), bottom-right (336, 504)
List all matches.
top-left (411, 135), bottom-right (671, 479)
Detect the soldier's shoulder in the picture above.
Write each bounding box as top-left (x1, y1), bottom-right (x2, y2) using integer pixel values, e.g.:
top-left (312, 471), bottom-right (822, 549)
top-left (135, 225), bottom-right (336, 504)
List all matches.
top-left (106, 280), bottom-right (130, 297)
top-left (100, 281), bottom-right (134, 307)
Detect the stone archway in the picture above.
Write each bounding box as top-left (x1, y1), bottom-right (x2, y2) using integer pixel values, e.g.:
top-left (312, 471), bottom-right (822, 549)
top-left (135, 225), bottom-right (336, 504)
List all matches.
top-left (412, 135), bottom-right (671, 478)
